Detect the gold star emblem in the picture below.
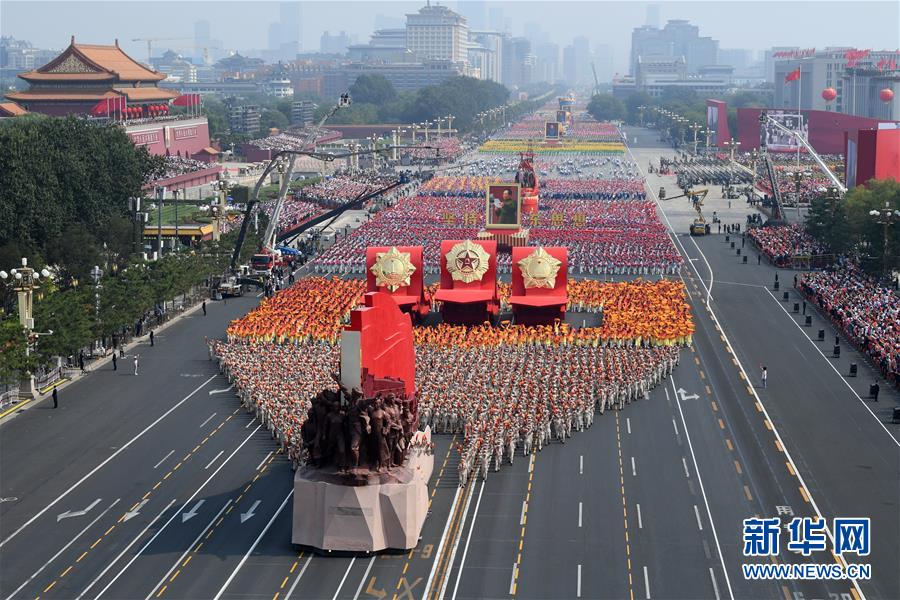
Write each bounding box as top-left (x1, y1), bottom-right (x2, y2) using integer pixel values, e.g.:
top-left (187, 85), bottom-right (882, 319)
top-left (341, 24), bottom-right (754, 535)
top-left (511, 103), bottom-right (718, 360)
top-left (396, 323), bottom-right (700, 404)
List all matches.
top-left (370, 246), bottom-right (415, 292)
top-left (518, 246), bottom-right (561, 289)
top-left (446, 240), bottom-right (490, 283)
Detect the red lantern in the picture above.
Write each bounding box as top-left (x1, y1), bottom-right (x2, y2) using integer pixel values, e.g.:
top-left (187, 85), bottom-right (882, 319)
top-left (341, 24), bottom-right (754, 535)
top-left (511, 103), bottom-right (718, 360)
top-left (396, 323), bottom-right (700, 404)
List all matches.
top-left (880, 88), bottom-right (894, 102)
top-left (821, 88), bottom-right (837, 102)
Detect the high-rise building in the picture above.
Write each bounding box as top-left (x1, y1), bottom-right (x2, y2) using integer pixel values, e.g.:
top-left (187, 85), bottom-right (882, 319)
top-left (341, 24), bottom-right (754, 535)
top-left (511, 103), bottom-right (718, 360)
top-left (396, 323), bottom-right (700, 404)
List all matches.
top-left (562, 45), bottom-right (576, 87)
top-left (502, 37), bottom-right (534, 88)
top-left (646, 4), bottom-right (661, 29)
top-left (630, 19), bottom-right (718, 75)
top-left (291, 100), bottom-right (316, 126)
top-left (469, 31), bottom-right (504, 83)
top-left (592, 44), bottom-right (615, 84)
top-left (320, 31), bottom-right (352, 55)
top-left (405, 4), bottom-right (469, 65)
top-left (228, 104), bottom-right (261, 134)
top-left (562, 36), bottom-right (592, 86)
top-left (268, 2), bottom-right (302, 61)
top-left (533, 42), bottom-right (559, 84)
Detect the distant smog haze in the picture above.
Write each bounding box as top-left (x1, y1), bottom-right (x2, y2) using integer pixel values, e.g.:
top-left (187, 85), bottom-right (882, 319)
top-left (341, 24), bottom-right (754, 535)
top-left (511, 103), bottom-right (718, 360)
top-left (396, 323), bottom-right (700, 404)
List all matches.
top-left (2, 0), bottom-right (897, 74)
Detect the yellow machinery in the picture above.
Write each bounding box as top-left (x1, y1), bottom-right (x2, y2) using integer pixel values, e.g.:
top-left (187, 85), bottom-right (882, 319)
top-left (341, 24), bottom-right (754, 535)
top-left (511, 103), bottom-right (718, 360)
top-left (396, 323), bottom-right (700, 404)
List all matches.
top-left (662, 188), bottom-right (710, 236)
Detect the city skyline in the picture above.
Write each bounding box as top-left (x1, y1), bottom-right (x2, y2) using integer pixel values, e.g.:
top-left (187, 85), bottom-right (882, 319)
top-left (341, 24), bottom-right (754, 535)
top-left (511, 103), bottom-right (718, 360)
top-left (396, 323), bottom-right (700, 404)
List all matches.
top-left (2, 1), bottom-right (897, 74)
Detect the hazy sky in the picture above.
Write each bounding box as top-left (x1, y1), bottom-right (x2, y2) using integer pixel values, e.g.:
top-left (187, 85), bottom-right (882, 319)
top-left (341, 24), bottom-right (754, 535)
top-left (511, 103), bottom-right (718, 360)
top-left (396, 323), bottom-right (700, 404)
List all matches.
top-left (2, 0), bottom-right (898, 72)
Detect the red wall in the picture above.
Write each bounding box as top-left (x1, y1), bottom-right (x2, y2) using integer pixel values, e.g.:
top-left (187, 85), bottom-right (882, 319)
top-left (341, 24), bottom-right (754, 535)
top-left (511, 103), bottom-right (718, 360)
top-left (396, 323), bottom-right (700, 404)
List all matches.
top-left (706, 99), bottom-right (730, 147)
top-left (875, 128), bottom-right (900, 182)
top-left (737, 108), bottom-right (891, 155)
top-left (126, 118), bottom-right (211, 157)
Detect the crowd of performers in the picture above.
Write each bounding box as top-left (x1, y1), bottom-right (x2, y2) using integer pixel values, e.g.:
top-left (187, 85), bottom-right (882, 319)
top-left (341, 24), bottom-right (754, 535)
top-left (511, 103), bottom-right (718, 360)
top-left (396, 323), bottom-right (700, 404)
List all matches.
top-left (309, 189), bottom-right (681, 276)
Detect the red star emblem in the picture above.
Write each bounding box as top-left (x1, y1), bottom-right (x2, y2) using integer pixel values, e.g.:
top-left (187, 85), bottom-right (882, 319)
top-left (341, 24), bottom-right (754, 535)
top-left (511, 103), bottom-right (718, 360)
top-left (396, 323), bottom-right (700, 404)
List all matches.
top-left (456, 251), bottom-right (479, 272)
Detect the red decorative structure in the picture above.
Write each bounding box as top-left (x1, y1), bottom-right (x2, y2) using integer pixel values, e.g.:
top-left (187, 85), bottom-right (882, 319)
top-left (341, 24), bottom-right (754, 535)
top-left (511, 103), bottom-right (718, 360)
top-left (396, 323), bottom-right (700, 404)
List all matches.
top-left (822, 88), bottom-right (837, 102)
top-left (341, 291), bottom-right (416, 400)
top-left (509, 246), bottom-right (568, 326)
top-left (880, 88), bottom-right (894, 103)
top-left (433, 239), bottom-right (499, 325)
top-left (365, 246), bottom-right (430, 320)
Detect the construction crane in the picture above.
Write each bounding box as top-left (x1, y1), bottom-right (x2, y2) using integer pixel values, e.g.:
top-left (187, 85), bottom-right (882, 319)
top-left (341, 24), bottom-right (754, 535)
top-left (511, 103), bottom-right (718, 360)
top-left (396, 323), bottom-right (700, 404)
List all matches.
top-left (131, 37), bottom-right (192, 63)
top-left (590, 62), bottom-right (601, 95)
top-left (231, 93), bottom-right (352, 273)
top-left (660, 188), bottom-right (711, 236)
top-left (759, 111), bottom-right (846, 194)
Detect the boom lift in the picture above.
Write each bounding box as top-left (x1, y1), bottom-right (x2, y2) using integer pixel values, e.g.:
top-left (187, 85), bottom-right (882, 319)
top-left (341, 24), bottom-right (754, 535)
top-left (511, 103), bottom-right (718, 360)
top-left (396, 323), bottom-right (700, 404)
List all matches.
top-left (660, 188), bottom-right (711, 236)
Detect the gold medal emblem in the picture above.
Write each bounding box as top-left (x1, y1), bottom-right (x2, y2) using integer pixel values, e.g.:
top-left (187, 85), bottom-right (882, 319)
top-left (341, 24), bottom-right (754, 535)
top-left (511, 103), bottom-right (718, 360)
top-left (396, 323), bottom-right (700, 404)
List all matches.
top-left (518, 246), bottom-right (561, 289)
top-left (370, 246), bottom-right (415, 291)
top-left (446, 240), bottom-right (490, 283)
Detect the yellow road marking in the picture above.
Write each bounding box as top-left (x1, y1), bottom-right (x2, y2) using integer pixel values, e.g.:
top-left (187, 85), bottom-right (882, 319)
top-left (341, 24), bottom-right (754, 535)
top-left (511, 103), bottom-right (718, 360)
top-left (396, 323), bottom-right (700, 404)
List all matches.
top-left (705, 385), bottom-right (712, 395)
top-left (169, 570), bottom-right (180, 583)
top-left (60, 566), bottom-right (73, 578)
top-left (734, 460), bottom-right (743, 474)
top-left (76, 551), bottom-right (88, 563)
top-left (725, 439), bottom-right (733, 451)
top-left (775, 440), bottom-right (784, 452)
top-left (711, 401), bottom-right (718, 412)
top-left (799, 487), bottom-right (811, 503)
top-left (182, 555), bottom-right (193, 568)
top-left (744, 485), bottom-right (753, 501)
top-left (281, 576), bottom-right (289, 589)
top-left (786, 462), bottom-right (796, 476)
top-left (90, 537), bottom-right (102, 549)
top-left (764, 420), bottom-right (773, 430)
top-left (718, 418), bottom-right (725, 430)
top-left (43, 582), bottom-right (56, 593)
top-left (156, 585), bottom-right (167, 598)
top-left (699, 371), bottom-right (706, 380)
top-left (755, 402), bottom-right (763, 412)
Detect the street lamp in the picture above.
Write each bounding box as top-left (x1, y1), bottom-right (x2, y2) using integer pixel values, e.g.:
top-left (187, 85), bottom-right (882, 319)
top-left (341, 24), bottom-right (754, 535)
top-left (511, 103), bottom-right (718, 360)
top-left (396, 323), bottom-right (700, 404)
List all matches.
top-left (447, 114), bottom-right (454, 138)
top-left (869, 201), bottom-right (899, 274)
top-left (0, 257), bottom-right (52, 397)
top-left (722, 138), bottom-right (741, 185)
top-left (690, 123), bottom-right (702, 155)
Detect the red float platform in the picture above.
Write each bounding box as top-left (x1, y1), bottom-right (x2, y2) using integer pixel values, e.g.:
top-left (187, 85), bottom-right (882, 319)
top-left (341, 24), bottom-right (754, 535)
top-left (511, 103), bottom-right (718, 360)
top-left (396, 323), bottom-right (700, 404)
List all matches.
top-left (509, 246), bottom-right (568, 326)
top-left (433, 239), bottom-right (499, 325)
top-left (365, 246), bottom-right (430, 320)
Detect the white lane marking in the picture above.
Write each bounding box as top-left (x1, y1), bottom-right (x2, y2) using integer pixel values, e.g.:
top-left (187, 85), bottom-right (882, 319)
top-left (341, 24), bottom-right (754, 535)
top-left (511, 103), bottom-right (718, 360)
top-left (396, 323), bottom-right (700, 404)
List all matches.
top-left (519, 500), bottom-right (526, 526)
top-left (144, 500), bottom-right (231, 599)
top-left (682, 457), bottom-right (690, 478)
top-left (579, 455), bottom-right (583, 474)
top-left (283, 554), bottom-right (313, 600)
top-left (256, 292), bottom-right (264, 298)
top-left (240, 500), bottom-right (261, 523)
top-left (508, 564), bottom-right (518, 595)
top-left (351, 556), bottom-right (376, 600)
top-left (636, 503), bottom-right (643, 529)
top-left (643, 565), bottom-right (651, 599)
top-left (576, 564), bottom-right (582, 598)
top-left (86, 426), bottom-right (261, 600)
top-left (199, 412), bottom-right (217, 428)
top-left (181, 499), bottom-right (205, 523)
top-left (670, 378), bottom-right (734, 600)
top-left (439, 479), bottom-right (479, 600)
top-left (3, 499), bottom-right (120, 600)
top-left (245, 417), bottom-right (256, 429)
top-left (122, 499), bottom-right (149, 522)
top-left (578, 502), bottom-right (582, 528)
top-left (631, 456), bottom-right (636, 477)
top-left (204, 450), bottom-right (225, 470)
top-left (672, 418), bottom-right (679, 437)
top-left (153, 450), bottom-right (175, 469)
top-left (213, 488), bottom-right (294, 600)
top-left (450, 480), bottom-right (485, 600)
top-left (330, 557), bottom-right (356, 600)
top-left (689, 235), bottom-right (715, 305)
top-left (256, 450), bottom-right (274, 471)
top-left (763, 287), bottom-right (900, 447)
top-left (57, 498), bottom-right (102, 522)
top-left (709, 567), bottom-right (721, 600)
top-left (0, 374), bottom-right (217, 548)
top-left (76, 499), bottom-right (178, 600)
top-left (693, 504), bottom-right (703, 531)
top-left (423, 487), bottom-right (462, 599)
top-left (208, 385), bottom-right (234, 396)
top-left (626, 417), bottom-right (631, 434)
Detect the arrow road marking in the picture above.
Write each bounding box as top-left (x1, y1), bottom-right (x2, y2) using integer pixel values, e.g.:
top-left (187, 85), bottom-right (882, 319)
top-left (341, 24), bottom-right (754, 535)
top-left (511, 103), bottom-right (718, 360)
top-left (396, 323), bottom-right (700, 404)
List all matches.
top-left (208, 385), bottom-right (234, 395)
top-left (677, 388), bottom-right (700, 402)
top-left (123, 499), bottom-right (149, 522)
top-left (182, 500), bottom-right (205, 523)
top-left (240, 500), bottom-right (261, 523)
top-left (57, 499), bottom-right (101, 522)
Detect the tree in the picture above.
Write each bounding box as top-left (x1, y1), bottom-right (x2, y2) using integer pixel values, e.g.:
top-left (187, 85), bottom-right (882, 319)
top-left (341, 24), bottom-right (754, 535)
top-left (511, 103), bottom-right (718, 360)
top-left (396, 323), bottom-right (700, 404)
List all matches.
top-left (32, 287), bottom-right (94, 362)
top-left (587, 94), bottom-right (626, 122)
top-left (843, 180), bottom-right (900, 273)
top-left (350, 74), bottom-right (398, 106)
top-left (624, 91), bottom-right (654, 124)
top-left (0, 317), bottom-right (36, 385)
top-left (260, 108), bottom-right (289, 134)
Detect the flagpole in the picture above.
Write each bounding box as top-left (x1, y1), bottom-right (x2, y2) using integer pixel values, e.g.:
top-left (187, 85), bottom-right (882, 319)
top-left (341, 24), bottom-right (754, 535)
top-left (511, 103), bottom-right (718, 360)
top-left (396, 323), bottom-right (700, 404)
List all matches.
top-left (797, 61), bottom-right (801, 168)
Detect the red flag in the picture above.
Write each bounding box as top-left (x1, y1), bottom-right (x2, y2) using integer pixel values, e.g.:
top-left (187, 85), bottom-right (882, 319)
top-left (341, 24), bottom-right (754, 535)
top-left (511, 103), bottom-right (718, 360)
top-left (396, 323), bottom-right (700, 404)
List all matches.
top-left (173, 93), bottom-right (200, 107)
top-left (784, 68), bottom-right (801, 83)
top-left (90, 96), bottom-right (124, 116)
